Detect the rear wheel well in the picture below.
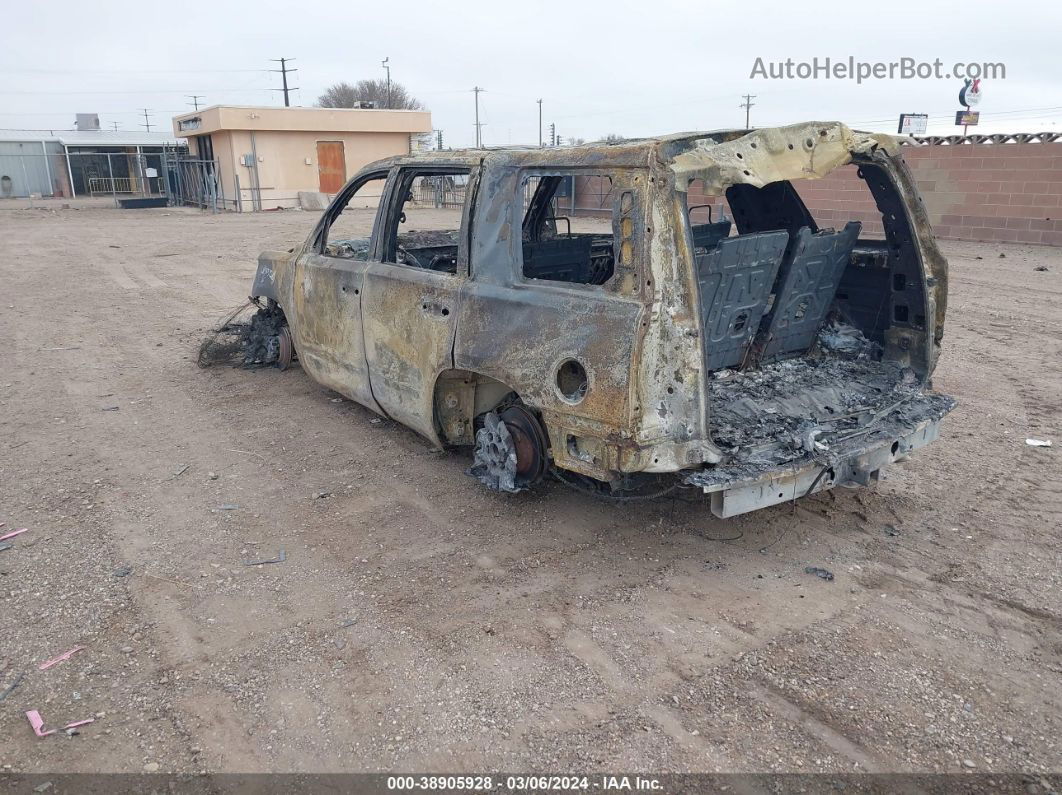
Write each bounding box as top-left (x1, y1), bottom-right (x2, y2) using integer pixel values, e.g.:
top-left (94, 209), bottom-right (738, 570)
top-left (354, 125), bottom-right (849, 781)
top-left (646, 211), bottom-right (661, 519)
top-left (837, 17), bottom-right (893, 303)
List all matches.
top-left (433, 370), bottom-right (530, 447)
top-left (438, 371), bottom-right (552, 492)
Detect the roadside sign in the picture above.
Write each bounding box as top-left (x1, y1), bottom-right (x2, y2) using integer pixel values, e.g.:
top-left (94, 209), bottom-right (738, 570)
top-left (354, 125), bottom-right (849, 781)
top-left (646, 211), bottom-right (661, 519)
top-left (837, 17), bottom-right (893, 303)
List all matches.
top-left (959, 79), bottom-right (983, 107)
top-left (897, 113), bottom-right (929, 135)
top-left (955, 110), bottom-right (980, 126)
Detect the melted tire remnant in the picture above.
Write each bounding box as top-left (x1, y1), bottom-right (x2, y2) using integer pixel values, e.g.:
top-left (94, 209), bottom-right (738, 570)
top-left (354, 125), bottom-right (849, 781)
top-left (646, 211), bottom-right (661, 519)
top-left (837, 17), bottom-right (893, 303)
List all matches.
top-left (197, 301), bottom-right (255, 368)
top-left (468, 411), bottom-right (520, 493)
top-left (197, 300), bottom-right (293, 370)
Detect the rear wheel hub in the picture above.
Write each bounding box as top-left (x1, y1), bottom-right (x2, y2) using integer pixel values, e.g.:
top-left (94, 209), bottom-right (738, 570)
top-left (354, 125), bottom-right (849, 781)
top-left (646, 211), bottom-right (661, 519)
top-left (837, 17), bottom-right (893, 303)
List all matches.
top-left (467, 405), bottom-right (548, 493)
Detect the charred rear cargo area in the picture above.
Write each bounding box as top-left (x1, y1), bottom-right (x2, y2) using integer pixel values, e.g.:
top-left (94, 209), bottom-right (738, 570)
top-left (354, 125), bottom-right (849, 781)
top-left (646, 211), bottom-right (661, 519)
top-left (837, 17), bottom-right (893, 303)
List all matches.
top-left (698, 324), bottom-right (955, 486)
top-left (678, 141), bottom-right (955, 506)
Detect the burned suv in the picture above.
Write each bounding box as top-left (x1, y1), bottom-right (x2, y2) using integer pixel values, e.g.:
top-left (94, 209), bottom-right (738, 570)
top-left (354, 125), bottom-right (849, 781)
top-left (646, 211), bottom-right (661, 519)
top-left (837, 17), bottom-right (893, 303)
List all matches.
top-left (247, 121), bottom-right (954, 516)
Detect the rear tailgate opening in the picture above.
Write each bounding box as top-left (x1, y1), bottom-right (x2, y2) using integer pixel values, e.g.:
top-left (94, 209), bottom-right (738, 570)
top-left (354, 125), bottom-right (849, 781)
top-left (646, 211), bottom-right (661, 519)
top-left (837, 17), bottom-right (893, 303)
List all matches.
top-left (677, 137), bottom-right (955, 516)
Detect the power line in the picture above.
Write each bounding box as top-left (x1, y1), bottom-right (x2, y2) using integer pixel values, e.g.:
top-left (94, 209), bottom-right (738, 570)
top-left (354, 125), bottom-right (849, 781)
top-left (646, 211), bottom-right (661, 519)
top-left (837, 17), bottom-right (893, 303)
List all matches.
top-left (739, 94), bottom-right (756, 129)
top-left (473, 86), bottom-right (484, 148)
top-left (760, 104), bottom-right (1062, 131)
top-left (269, 58), bottom-right (297, 107)
top-left (0, 88), bottom-right (276, 95)
top-left (6, 67), bottom-right (268, 75)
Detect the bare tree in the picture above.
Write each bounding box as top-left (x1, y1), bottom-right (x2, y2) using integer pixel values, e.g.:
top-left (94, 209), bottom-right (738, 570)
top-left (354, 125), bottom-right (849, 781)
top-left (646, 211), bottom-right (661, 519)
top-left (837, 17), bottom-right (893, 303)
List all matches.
top-left (602, 133), bottom-right (626, 143)
top-left (317, 80), bottom-right (424, 110)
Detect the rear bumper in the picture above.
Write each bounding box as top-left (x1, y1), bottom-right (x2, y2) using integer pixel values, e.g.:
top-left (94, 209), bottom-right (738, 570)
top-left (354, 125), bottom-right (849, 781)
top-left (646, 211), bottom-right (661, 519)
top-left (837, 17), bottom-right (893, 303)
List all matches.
top-left (685, 415), bottom-right (945, 518)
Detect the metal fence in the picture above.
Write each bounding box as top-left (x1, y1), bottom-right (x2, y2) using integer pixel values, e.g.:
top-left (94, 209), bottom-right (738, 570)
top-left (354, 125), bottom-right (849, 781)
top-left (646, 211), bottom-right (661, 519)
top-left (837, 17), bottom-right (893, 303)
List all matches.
top-left (172, 157), bottom-right (225, 211)
top-left (410, 175), bottom-right (467, 209)
top-left (88, 176), bottom-right (139, 196)
top-left (0, 148), bottom-right (236, 212)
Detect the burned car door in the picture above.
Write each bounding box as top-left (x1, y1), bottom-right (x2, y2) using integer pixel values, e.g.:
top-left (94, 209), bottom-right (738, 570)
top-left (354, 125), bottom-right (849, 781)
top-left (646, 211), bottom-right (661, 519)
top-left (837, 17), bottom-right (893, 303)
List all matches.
top-left (360, 166), bottom-right (477, 443)
top-left (291, 170), bottom-right (389, 411)
top-left (454, 165), bottom-right (648, 476)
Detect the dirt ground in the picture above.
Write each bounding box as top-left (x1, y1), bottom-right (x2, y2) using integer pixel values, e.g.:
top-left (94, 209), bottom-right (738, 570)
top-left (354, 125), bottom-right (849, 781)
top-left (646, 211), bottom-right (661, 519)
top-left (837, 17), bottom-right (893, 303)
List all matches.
top-left (0, 201), bottom-right (1059, 775)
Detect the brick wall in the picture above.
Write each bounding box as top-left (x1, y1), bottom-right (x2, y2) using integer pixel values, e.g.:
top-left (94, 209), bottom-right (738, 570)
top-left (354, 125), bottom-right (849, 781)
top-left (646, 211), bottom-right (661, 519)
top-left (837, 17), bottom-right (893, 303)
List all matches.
top-left (898, 143), bottom-right (1062, 245)
top-left (680, 142), bottom-right (1062, 246)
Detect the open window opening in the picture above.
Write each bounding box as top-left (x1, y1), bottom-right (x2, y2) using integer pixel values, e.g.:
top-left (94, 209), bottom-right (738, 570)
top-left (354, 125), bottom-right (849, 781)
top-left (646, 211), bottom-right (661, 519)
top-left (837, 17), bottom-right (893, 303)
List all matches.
top-left (382, 168), bottom-right (470, 275)
top-left (322, 174), bottom-right (387, 259)
top-left (686, 179), bottom-right (734, 254)
top-left (520, 173), bottom-right (620, 286)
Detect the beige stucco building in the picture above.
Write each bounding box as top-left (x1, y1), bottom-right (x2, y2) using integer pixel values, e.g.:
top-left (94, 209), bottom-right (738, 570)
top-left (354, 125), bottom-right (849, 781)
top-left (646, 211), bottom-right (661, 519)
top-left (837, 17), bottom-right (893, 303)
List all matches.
top-left (171, 105), bottom-right (432, 210)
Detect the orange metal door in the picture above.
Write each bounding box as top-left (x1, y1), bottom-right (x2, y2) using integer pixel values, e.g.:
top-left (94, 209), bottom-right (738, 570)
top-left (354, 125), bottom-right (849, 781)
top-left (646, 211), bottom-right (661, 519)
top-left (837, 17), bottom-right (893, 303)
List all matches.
top-left (317, 141), bottom-right (346, 194)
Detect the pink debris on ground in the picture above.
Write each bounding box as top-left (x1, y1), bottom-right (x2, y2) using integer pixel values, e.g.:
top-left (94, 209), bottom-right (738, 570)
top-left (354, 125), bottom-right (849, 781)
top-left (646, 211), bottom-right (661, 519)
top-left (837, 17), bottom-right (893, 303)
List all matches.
top-left (63, 718), bottom-right (95, 730)
top-left (38, 646), bottom-right (86, 671)
top-left (0, 528), bottom-right (28, 542)
top-left (25, 710), bottom-right (56, 737)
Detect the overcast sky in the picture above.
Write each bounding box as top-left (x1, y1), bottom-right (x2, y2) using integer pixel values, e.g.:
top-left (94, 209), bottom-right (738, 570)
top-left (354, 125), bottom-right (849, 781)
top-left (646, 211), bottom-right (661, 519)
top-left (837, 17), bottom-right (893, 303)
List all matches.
top-left (3, 0), bottom-right (1060, 145)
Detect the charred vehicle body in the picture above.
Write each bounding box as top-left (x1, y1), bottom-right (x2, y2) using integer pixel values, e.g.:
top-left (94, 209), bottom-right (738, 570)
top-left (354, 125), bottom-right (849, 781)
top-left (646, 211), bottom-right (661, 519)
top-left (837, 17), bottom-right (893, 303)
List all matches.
top-left (247, 122), bottom-right (955, 516)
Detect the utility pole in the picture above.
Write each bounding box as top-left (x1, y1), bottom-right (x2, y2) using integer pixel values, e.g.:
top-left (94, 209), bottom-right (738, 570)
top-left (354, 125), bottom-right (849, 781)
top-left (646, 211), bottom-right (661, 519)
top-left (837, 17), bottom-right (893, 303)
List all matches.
top-left (473, 86), bottom-right (484, 148)
top-left (381, 57), bottom-right (391, 109)
top-left (537, 98), bottom-right (543, 147)
top-left (187, 95), bottom-right (204, 110)
top-left (270, 58), bottom-right (298, 107)
top-left (139, 109), bottom-right (153, 132)
top-left (739, 94), bottom-right (756, 129)
top-left (111, 122), bottom-right (120, 132)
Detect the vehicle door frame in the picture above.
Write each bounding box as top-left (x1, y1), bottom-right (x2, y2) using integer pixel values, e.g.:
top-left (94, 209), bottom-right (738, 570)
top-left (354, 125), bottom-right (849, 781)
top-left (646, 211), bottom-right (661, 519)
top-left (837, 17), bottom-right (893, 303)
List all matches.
top-left (454, 162), bottom-right (649, 468)
top-left (290, 167), bottom-right (392, 412)
top-left (360, 162), bottom-right (481, 445)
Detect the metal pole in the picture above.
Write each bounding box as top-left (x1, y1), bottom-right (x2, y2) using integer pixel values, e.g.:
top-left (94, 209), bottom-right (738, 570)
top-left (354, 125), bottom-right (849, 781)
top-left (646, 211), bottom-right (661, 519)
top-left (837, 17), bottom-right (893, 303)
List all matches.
top-left (161, 149), bottom-right (171, 205)
top-left (174, 154), bottom-right (184, 207)
top-left (382, 58), bottom-right (390, 109)
top-left (19, 154), bottom-right (31, 203)
top-left (107, 152), bottom-right (117, 208)
top-left (234, 171), bottom-right (242, 213)
top-left (250, 132), bottom-right (261, 211)
top-left (40, 141), bottom-right (54, 196)
top-left (473, 87), bottom-right (482, 148)
top-left (203, 161), bottom-right (215, 214)
top-left (64, 145), bottom-right (76, 198)
top-left (281, 58), bottom-right (290, 107)
top-left (537, 99), bottom-right (543, 148)
top-left (740, 94), bottom-right (756, 129)
top-left (215, 157), bottom-right (224, 211)
top-left (135, 145), bottom-right (144, 195)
